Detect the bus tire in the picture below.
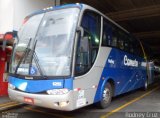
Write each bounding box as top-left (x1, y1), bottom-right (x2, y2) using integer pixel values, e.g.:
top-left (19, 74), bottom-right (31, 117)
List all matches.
top-left (97, 82), bottom-right (112, 109)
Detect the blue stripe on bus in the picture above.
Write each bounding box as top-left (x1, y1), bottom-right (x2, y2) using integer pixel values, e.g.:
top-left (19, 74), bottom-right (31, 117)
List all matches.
top-left (94, 48), bottom-right (147, 103)
top-left (54, 3), bottom-right (83, 10)
top-left (8, 76), bottom-right (73, 93)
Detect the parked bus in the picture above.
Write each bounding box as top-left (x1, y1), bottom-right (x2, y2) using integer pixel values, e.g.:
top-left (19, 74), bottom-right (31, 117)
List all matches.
top-left (8, 4), bottom-right (151, 111)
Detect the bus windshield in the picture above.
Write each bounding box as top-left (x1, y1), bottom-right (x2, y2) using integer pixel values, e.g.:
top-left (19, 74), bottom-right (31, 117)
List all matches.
top-left (10, 8), bottom-right (80, 77)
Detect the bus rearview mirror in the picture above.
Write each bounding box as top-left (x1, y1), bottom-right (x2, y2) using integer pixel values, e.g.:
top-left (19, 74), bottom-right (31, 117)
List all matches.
top-left (76, 26), bottom-right (84, 37)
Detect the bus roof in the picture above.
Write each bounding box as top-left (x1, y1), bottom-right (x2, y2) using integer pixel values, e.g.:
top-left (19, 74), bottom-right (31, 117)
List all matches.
top-left (25, 3), bottom-right (129, 34)
top-left (26, 3), bottom-right (82, 19)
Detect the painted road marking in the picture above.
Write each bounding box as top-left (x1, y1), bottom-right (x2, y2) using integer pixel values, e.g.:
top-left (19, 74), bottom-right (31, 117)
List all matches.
top-left (0, 103), bottom-right (22, 111)
top-left (100, 86), bottom-right (160, 118)
top-left (0, 102), bottom-right (17, 107)
top-left (24, 106), bottom-right (73, 118)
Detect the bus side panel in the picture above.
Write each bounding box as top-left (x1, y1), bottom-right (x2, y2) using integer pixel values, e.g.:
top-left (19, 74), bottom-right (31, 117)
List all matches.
top-left (107, 48), bottom-right (146, 95)
top-left (94, 48), bottom-right (147, 102)
top-left (73, 46), bottom-right (147, 109)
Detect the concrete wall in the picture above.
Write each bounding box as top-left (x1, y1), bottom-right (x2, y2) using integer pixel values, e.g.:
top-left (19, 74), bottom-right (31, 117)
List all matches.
top-left (0, 0), bottom-right (14, 34)
top-left (0, 0), bottom-right (58, 34)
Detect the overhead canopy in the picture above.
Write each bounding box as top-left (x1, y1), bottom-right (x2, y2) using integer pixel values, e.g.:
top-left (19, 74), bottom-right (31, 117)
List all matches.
top-left (63, 0), bottom-right (160, 61)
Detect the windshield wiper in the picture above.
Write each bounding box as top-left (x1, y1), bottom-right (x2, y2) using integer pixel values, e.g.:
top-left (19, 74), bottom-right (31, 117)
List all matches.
top-left (29, 40), bottom-right (47, 79)
top-left (15, 38), bottom-right (46, 78)
top-left (15, 38), bottom-right (32, 74)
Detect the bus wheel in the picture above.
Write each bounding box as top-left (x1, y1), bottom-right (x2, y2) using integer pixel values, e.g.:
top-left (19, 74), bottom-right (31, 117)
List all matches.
top-left (97, 83), bottom-right (112, 109)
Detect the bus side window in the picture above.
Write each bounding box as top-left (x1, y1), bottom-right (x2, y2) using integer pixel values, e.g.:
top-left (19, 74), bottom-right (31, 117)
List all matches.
top-left (129, 37), bottom-right (144, 57)
top-left (118, 31), bottom-right (125, 50)
top-left (75, 11), bottom-right (101, 75)
top-left (134, 40), bottom-right (144, 57)
top-left (130, 43), bottom-right (134, 53)
top-left (124, 36), bottom-right (130, 53)
top-left (102, 19), bottom-right (112, 46)
top-left (111, 27), bottom-right (118, 47)
top-left (128, 35), bottom-right (136, 54)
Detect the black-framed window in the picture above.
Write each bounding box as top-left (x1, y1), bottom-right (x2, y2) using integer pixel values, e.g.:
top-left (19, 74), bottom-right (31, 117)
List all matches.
top-left (102, 19), bottom-right (112, 46)
top-left (129, 37), bottom-right (134, 54)
top-left (128, 36), bottom-right (144, 57)
top-left (134, 39), bottom-right (144, 57)
top-left (118, 30), bottom-right (125, 50)
top-left (102, 19), bottom-right (119, 48)
top-left (123, 33), bottom-right (133, 53)
top-left (102, 17), bottom-right (145, 58)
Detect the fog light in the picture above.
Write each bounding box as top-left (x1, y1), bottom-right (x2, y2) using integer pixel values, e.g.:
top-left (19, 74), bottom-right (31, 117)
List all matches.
top-left (8, 83), bottom-right (15, 90)
top-left (53, 102), bottom-right (59, 107)
top-left (59, 101), bottom-right (69, 107)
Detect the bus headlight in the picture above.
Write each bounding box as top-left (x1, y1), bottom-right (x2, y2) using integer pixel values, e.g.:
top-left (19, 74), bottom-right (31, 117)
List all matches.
top-left (8, 83), bottom-right (16, 90)
top-left (47, 88), bottom-right (69, 95)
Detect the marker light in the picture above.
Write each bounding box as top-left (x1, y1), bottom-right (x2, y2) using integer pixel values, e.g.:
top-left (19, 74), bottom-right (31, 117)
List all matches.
top-left (47, 89), bottom-right (69, 95)
top-left (8, 83), bottom-right (16, 90)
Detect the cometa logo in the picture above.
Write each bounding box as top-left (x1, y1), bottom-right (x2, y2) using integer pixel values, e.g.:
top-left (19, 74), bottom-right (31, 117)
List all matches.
top-left (124, 55), bottom-right (138, 67)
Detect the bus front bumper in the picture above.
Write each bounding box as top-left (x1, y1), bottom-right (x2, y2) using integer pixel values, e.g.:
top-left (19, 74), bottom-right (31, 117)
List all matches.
top-left (8, 88), bottom-right (74, 111)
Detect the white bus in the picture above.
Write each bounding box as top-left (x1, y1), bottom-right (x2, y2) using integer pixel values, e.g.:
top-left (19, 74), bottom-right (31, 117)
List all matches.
top-left (8, 4), bottom-right (151, 111)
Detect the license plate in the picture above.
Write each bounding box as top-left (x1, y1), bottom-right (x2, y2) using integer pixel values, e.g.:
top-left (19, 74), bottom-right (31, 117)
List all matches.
top-left (24, 97), bottom-right (34, 104)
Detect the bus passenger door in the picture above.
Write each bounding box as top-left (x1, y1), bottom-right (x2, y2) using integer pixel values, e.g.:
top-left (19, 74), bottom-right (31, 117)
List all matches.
top-left (74, 11), bottom-right (102, 108)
